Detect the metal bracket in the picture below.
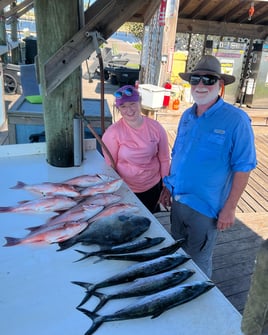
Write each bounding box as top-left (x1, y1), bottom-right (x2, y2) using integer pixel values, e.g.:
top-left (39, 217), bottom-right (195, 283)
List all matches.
top-left (84, 31), bottom-right (107, 57)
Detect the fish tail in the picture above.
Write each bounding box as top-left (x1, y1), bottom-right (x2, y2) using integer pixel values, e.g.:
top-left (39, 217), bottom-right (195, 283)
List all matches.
top-left (91, 292), bottom-right (109, 312)
top-left (10, 181), bottom-right (26, 190)
top-left (0, 206), bottom-right (13, 213)
top-left (73, 249), bottom-right (91, 262)
top-left (76, 291), bottom-right (94, 307)
top-left (76, 307), bottom-right (103, 335)
top-left (71, 280), bottom-right (93, 290)
top-left (3, 236), bottom-right (22, 247)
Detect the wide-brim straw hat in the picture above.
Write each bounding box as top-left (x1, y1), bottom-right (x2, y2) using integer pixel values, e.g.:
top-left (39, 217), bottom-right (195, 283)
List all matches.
top-left (179, 55), bottom-right (236, 86)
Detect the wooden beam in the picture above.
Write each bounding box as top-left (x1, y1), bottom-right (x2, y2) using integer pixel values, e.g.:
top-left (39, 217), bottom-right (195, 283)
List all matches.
top-left (0, 0), bottom-right (13, 12)
top-left (177, 18), bottom-right (268, 40)
top-left (3, 0), bottom-right (33, 19)
top-left (6, 3), bottom-right (34, 24)
top-left (43, 0), bottom-right (154, 95)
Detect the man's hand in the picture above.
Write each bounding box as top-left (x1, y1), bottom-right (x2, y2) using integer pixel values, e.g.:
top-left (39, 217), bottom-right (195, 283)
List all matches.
top-left (217, 206), bottom-right (236, 231)
top-left (159, 187), bottom-right (172, 210)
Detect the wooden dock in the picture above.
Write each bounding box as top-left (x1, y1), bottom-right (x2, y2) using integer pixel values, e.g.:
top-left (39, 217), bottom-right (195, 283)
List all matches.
top-left (155, 124), bottom-right (268, 315)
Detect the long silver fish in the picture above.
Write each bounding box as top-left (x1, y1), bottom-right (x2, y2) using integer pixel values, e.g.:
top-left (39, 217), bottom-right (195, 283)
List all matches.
top-left (72, 253), bottom-right (191, 307)
top-left (58, 214), bottom-right (151, 251)
top-left (74, 236), bottom-right (166, 262)
top-left (91, 268), bottom-right (195, 312)
top-left (99, 239), bottom-right (185, 262)
top-left (78, 281), bottom-right (215, 335)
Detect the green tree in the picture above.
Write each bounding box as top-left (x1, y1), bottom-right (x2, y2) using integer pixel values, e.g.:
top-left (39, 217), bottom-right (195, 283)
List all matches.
top-left (125, 22), bottom-right (144, 42)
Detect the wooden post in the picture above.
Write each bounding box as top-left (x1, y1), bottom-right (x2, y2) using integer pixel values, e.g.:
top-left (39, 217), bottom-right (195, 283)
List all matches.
top-left (10, 2), bottom-right (20, 64)
top-left (241, 239), bottom-right (268, 335)
top-left (34, 0), bottom-right (82, 167)
top-left (0, 10), bottom-right (8, 64)
top-left (158, 0), bottom-right (179, 86)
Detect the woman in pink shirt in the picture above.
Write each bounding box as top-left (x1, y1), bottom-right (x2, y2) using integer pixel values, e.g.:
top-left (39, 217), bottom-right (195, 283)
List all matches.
top-left (102, 85), bottom-right (170, 213)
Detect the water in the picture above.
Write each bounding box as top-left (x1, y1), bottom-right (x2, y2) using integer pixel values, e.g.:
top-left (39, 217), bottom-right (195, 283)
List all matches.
top-left (111, 31), bottom-right (137, 44)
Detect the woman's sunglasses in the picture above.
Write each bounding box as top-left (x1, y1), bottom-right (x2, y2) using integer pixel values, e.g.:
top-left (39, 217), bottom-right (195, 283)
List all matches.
top-left (114, 87), bottom-right (134, 98)
top-left (190, 74), bottom-right (220, 86)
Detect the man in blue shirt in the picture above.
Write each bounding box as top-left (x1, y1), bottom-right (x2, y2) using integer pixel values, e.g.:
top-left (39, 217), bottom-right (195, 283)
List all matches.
top-left (160, 55), bottom-right (257, 277)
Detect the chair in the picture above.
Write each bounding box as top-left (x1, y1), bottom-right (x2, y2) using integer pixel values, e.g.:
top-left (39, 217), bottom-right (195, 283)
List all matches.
top-left (20, 64), bottom-right (40, 96)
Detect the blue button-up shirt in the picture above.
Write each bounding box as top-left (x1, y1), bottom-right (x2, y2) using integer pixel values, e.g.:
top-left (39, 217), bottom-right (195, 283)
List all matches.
top-left (164, 97), bottom-right (257, 218)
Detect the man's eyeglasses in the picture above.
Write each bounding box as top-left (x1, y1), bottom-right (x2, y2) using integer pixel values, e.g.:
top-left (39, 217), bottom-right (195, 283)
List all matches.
top-left (190, 74), bottom-right (219, 86)
top-left (114, 87), bottom-right (134, 98)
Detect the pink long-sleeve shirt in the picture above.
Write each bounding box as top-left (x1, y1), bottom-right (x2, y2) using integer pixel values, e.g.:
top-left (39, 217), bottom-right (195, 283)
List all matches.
top-left (102, 116), bottom-right (170, 193)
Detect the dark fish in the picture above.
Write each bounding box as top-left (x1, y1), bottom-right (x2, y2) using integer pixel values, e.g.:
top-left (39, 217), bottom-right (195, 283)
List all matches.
top-left (58, 214), bottom-right (151, 251)
top-left (72, 254), bottom-right (191, 307)
top-left (78, 281), bottom-right (215, 335)
top-left (74, 236), bottom-right (166, 262)
top-left (92, 268), bottom-right (195, 312)
top-left (99, 239), bottom-right (185, 262)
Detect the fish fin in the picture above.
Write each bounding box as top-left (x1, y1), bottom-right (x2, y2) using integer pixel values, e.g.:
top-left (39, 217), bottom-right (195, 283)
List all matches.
top-left (25, 225), bottom-right (43, 232)
top-left (151, 310), bottom-right (165, 319)
top-left (17, 200), bottom-right (29, 204)
top-left (57, 237), bottom-right (76, 251)
top-left (9, 181), bottom-right (26, 189)
top-left (3, 236), bottom-right (21, 247)
top-left (92, 256), bottom-right (105, 264)
top-left (0, 206), bottom-right (13, 213)
top-left (76, 307), bottom-right (103, 335)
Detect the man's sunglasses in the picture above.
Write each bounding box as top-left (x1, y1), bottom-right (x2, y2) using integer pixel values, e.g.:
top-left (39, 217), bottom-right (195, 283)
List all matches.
top-left (114, 87), bottom-right (134, 98)
top-left (190, 74), bottom-right (220, 86)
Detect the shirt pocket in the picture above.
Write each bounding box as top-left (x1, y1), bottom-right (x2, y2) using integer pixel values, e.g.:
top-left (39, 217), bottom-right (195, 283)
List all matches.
top-left (199, 132), bottom-right (226, 161)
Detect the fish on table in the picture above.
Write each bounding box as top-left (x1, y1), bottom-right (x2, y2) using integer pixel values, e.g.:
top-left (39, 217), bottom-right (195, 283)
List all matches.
top-left (58, 214), bottom-right (151, 251)
top-left (72, 253), bottom-right (191, 307)
top-left (74, 236), bottom-right (166, 262)
top-left (76, 193), bottom-right (121, 207)
top-left (62, 174), bottom-right (114, 187)
top-left (10, 181), bottom-right (80, 197)
top-left (3, 220), bottom-right (89, 246)
top-left (77, 281), bottom-right (215, 335)
top-left (79, 178), bottom-right (123, 197)
top-left (0, 196), bottom-right (77, 214)
top-left (87, 203), bottom-right (140, 224)
top-left (45, 193), bottom-right (121, 227)
top-left (91, 268), bottom-right (195, 312)
top-left (40, 204), bottom-right (105, 228)
top-left (98, 239), bottom-right (185, 262)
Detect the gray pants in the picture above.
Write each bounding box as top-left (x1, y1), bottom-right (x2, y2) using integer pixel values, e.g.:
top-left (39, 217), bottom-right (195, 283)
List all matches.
top-left (170, 201), bottom-right (218, 278)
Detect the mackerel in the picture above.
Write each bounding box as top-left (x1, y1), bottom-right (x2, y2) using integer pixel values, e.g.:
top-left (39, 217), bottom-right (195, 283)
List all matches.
top-left (78, 281), bottom-right (215, 335)
top-left (91, 268), bottom-right (195, 312)
top-left (72, 253), bottom-right (191, 307)
top-left (99, 239), bottom-right (185, 262)
top-left (74, 236), bottom-right (166, 262)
